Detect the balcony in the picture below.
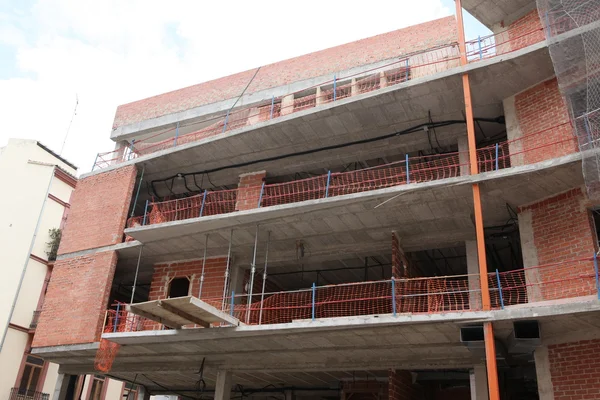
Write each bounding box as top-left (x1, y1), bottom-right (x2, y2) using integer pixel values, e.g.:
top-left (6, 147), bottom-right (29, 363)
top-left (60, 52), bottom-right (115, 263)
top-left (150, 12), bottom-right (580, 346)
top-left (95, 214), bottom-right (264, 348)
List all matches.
top-left (93, 19), bottom-right (552, 171)
top-left (105, 256), bottom-right (599, 333)
top-left (29, 310), bottom-right (41, 330)
top-left (9, 389), bottom-right (49, 400)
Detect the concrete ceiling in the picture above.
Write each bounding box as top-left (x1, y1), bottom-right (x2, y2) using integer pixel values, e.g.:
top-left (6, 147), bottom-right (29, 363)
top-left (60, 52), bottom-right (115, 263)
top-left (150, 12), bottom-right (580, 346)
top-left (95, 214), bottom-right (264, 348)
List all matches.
top-left (462, 0), bottom-right (536, 29)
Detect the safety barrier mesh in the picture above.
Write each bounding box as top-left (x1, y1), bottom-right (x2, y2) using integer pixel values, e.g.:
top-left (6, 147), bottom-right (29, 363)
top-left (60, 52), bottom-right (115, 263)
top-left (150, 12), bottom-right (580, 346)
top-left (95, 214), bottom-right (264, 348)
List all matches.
top-left (537, 0), bottom-right (600, 200)
top-left (103, 256), bottom-right (598, 334)
top-left (93, 22), bottom-right (551, 170)
top-left (127, 123), bottom-right (578, 229)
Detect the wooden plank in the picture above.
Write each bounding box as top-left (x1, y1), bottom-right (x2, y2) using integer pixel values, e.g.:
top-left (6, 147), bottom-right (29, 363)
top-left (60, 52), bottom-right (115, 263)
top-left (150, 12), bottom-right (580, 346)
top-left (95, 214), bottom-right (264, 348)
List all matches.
top-left (158, 301), bottom-right (210, 328)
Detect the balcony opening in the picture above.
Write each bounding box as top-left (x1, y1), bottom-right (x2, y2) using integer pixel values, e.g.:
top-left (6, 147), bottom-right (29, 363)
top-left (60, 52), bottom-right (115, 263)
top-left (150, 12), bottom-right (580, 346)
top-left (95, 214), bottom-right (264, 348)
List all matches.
top-left (168, 277), bottom-right (190, 298)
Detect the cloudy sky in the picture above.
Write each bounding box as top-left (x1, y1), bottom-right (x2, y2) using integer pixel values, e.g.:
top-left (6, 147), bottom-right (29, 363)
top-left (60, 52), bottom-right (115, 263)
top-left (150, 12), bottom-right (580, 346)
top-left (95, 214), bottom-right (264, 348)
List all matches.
top-left (0, 0), bottom-right (489, 174)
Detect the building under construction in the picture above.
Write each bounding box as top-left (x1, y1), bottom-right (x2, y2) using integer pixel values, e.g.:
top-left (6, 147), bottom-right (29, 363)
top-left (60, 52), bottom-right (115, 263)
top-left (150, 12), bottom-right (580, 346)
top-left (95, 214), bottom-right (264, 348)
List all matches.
top-left (32, 1), bottom-right (600, 399)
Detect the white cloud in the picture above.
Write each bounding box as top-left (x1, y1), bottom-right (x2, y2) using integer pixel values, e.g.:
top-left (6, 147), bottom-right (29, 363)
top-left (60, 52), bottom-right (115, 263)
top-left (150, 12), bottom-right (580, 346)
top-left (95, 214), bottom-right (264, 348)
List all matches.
top-left (0, 0), bottom-right (451, 173)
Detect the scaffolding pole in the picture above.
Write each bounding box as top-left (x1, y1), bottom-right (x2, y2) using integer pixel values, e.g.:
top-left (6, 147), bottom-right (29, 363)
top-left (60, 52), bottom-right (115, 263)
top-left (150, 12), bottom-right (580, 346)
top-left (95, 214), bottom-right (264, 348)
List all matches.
top-left (130, 246), bottom-right (144, 303)
top-left (130, 165), bottom-right (145, 218)
top-left (222, 229), bottom-right (234, 311)
top-left (199, 234), bottom-right (208, 298)
top-left (455, 1), bottom-right (500, 399)
top-left (246, 225), bottom-right (259, 324)
top-left (258, 231), bottom-right (271, 325)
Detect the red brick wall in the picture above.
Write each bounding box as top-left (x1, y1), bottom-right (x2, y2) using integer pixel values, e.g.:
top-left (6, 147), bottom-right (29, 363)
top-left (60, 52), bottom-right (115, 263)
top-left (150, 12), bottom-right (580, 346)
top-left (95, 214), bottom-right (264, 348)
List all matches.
top-left (389, 370), bottom-right (421, 400)
top-left (514, 78), bottom-right (577, 165)
top-left (32, 251), bottom-right (117, 347)
top-left (548, 339), bottom-right (600, 399)
top-left (518, 188), bottom-right (596, 300)
top-left (507, 10), bottom-right (545, 51)
top-left (59, 165), bottom-right (137, 254)
top-left (236, 171), bottom-right (266, 211)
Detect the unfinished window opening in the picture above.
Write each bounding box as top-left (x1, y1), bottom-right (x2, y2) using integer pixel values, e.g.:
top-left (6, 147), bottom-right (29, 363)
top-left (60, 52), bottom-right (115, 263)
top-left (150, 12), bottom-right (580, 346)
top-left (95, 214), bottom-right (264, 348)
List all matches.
top-left (591, 209), bottom-right (600, 249)
top-left (168, 277), bottom-right (190, 298)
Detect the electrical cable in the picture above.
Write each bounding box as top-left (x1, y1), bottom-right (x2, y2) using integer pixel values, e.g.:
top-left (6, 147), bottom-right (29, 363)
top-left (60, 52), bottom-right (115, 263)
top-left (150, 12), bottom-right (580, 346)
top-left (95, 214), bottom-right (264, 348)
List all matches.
top-left (150, 116), bottom-right (504, 196)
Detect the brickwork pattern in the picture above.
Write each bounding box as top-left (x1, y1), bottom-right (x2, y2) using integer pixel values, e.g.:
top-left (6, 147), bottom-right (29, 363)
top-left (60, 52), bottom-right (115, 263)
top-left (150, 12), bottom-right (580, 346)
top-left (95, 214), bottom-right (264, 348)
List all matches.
top-left (389, 370), bottom-right (421, 400)
top-left (514, 78), bottom-right (577, 164)
top-left (548, 339), bottom-right (600, 399)
top-left (32, 251), bottom-right (118, 347)
top-left (236, 171), bottom-right (266, 211)
top-left (113, 17), bottom-right (457, 129)
top-left (59, 165), bottom-right (137, 254)
top-left (518, 188), bottom-right (596, 300)
top-left (508, 10), bottom-right (545, 50)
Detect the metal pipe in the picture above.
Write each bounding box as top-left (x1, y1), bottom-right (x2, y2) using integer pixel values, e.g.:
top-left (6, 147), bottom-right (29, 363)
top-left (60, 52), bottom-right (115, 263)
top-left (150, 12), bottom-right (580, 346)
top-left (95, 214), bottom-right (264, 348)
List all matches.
top-left (333, 75), bottom-right (337, 101)
top-left (391, 278), bottom-right (396, 317)
top-left (200, 190), bottom-right (207, 217)
top-left (257, 182), bottom-right (265, 208)
top-left (142, 200), bottom-right (149, 225)
top-left (222, 229), bottom-right (234, 311)
top-left (325, 171), bottom-right (331, 198)
top-left (455, 1), bottom-right (500, 399)
top-left (174, 121), bottom-right (179, 146)
top-left (495, 269), bottom-right (504, 309)
top-left (0, 166), bottom-right (55, 352)
top-left (114, 303), bottom-right (121, 333)
top-left (223, 110), bottom-right (230, 133)
top-left (199, 234), bottom-right (208, 298)
top-left (130, 246), bottom-right (144, 303)
top-left (495, 143), bottom-right (499, 171)
top-left (230, 290), bottom-right (235, 316)
top-left (478, 35), bottom-right (483, 60)
top-left (405, 154), bottom-right (410, 184)
top-left (130, 166), bottom-right (145, 218)
top-left (92, 153), bottom-right (99, 171)
top-left (258, 231), bottom-right (271, 325)
top-left (246, 225), bottom-right (259, 324)
top-left (311, 283), bottom-right (316, 321)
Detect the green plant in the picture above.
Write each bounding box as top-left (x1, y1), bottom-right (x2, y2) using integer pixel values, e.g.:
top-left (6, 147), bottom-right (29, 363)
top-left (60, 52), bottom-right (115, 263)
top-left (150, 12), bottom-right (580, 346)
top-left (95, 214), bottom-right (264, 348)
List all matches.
top-left (46, 228), bottom-right (62, 261)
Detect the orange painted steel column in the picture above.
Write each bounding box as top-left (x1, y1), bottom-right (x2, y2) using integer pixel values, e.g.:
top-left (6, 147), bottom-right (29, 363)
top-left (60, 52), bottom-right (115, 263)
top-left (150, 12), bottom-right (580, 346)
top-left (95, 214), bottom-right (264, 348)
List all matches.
top-left (455, 1), bottom-right (501, 400)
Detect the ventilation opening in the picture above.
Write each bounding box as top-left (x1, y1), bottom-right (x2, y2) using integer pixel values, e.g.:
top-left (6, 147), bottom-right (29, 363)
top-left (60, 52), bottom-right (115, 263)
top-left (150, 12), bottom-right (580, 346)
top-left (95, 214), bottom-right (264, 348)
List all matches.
top-left (460, 325), bottom-right (484, 342)
top-left (513, 321), bottom-right (540, 339)
top-left (168, 277), bottom-right (190, 298)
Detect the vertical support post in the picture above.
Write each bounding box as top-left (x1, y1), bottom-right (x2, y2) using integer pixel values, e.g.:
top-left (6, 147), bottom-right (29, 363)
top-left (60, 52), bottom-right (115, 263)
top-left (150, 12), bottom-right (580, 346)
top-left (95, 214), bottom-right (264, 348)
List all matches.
top-left (199, 190), bottom-right (208, 217)
top-left (113, 303), bottom-right (121, 333)
top-left (391, 278), bottom-right (396, 317)
top-left (495, 269), bottom-right (504, 309)
top-left (130, 246), bottom-right (143, 303)
top-left (246, 225), bottom-right (259, 324)
top-left (130, 165), bottom-right (145, 218)
top-left (405, 154), bottom-right (410, 184)
top-left (198, 234), bottom-right (208, 298)
top-left (223, 110), bottom-right (230, 133)
top-left (142, 200), bottom-right (149, 225)
top-left (222, 229), bottom-right (234, 311)
top-left (257, 182), bottom-right (265, 208)
top-left (584, 114), bottom-right (593, 147)
top-left (230, 290), bottom-right (235, 316)
top-left (325, 171), bottom-right (331, 198)
top-left (270, 96), bottom-right (275, 120)
top-left (478, 35), bottom-right (483, 60)
top-left (333, 75), bottom-right (337, 101)
top-left (594, 252), bottom-right (600, 300)
top-left (405, 59), bottom-right (410, 81)
top-left (545, 12), bottom-right (551, 36)
top-left (92, 153), bottom-right (99, 171)
top-left (128, 139), bottom-right (136, 160)
top-left (495, 143), bottom-right (500, 171)
top-left (456, 0), bottom-right (500, 399)
top-left (173, 121), bottom-right (179, 146)
top-left (258, 231), bottom-right (271, 325)
top-left (311, 283), bottom-right (316, 321)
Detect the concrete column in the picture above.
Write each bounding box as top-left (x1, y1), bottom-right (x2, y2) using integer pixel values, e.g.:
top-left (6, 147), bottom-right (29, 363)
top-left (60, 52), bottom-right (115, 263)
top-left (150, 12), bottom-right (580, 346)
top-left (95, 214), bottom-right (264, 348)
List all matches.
top-left (379, 71), bottom-right (387, 88)
top-left (466, 240), bottom-right (482, 310)
top-left (518, 209), bottom-right (543, 302)
top-left (316, 87), bottom-right (324, 106)
top-left (534, 346), bottom-right (555, 400)
top-left (458, 135), bottom-right (470, 176)
top-left (52, 374), bottom-right (75, 400)
top-left (214, 370), bottom-right (233, 400)
top-left (470, 365), bottom-right (489, 400)
top-left (281, 94), bottom-right (294, 116)
top-left (137, 385), bottom-right (151, 400)
top-left (351, 78), bottom-right (359, 97)
top-left (503, 96), bottom-right (524, 166)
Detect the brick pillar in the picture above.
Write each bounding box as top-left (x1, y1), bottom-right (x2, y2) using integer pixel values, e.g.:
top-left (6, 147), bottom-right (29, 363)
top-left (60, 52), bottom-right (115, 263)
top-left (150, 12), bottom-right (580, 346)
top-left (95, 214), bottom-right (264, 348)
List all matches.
top-left (33, 165), bottom-right (137, 348)
top-left (392, 232), bottom-right (415, 278)
top-left (316, 87), bottom-right (324, 106)
top-left (281, 94), bottom-right (294, 116)
top-left (236, 171), bottom-right (266, 211)
top-left (380, 71), bottom-right (388, 88)
top-left (351, 78), bottom-right (359, 97)
top-left (389, 370), bottom-right (420, 400)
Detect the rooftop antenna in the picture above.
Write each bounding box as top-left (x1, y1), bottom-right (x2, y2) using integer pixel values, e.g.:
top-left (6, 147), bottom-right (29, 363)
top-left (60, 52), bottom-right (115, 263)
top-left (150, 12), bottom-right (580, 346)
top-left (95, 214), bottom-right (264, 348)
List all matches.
top-left (59, 94), bottom-right (78, 156)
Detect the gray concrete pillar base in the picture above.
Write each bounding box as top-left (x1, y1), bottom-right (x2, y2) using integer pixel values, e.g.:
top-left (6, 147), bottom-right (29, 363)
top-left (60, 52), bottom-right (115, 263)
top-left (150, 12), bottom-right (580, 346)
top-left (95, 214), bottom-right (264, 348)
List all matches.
top-left (214, 370), bottom-right (233, 400)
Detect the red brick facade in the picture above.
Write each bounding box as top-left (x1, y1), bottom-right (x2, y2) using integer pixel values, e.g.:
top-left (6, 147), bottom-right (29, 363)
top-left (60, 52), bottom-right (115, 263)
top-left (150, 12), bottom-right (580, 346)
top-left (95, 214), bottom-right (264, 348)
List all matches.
top-left (389, 370), bottom-right (421, 400)
top-left (236, 171), bottom-right (266, 211)
top-left (59, 165), bottom-right (137, 254)
top-left (548, 339), bottom-right (600, 399)
top-left (519, 188), bottom-right (597, 300)
top-left (514, 78), bottom-right (577, 164)
top-left (32, 251), bottom-right (118, 347)
top-left (507, 10), bottom-right (545, 51)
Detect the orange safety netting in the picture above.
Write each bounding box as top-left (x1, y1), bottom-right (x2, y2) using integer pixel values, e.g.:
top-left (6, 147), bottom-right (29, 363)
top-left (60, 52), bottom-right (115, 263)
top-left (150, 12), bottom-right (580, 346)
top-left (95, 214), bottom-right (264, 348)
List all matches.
top-left (94, 338), bottom-right (121, 373)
